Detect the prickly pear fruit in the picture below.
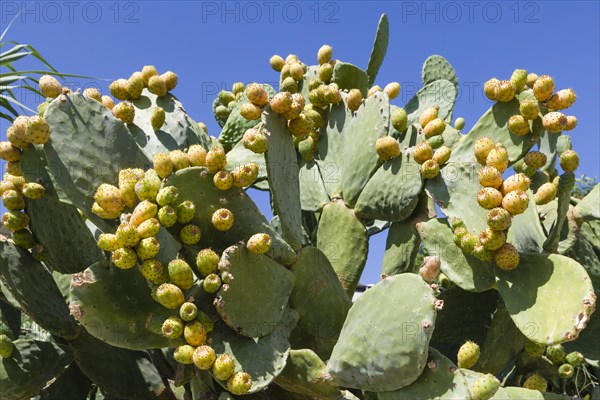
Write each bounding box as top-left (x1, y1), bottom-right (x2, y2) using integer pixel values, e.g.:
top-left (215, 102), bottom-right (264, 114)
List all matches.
top-left (156, 283), bottom-right (185, 309)
top-left (383, 82), bottom-right (401, 100)
top-left (169, 150), bottom-right (190, 171)
top-left (533, 75), bottom-right (554, 102)
top-left (206, 147), bottom-right (227, 174)
top-left (375, 136), bottom-right (401, 160)
top-left (231, 163), bottom-right (259, 187)
top-left (558, 363), bottom-right (574, 378)
top-left (97, 233), bottom-right (120, 252)
top-left (24, 116), bottom-right (51, 144)
top-left (227, 372), bottom-right (253, 395)
top-left (0, 335), bottom-right (14, 358)
top-left (270, 92), bottom-right (293, 114)
top-left (475, 245), bottom-right (496, 262)
top-left (139, 259), bottom-right (168, 285)
top-left (565, 351), bottom-right (584, 367)
top-left (534, 182), bottom-right (558, 206)
top-left (38, 75), bottom-right (61, 98)
top-left (246, 233), bottom-right (272, 255)
top-left (487, 207), bottom-right (512, 231)
top-left (317, 44), bottom-right (333, 64)
top-left (519, 99), bottom-right (540, 120)
top-left (564, 115), bottom-right (577, 131)
top-left (101, 95), bottom-right (114, 110)
top-left (281, 77), bottom-right (298, 94)
top-left (454, 117), bottom-right (465, 131)
top-left (483, 78), bottom-right (500, 101)
top-left (546, 344), bottom-right (566, 364)
top-left (474, 137), bottom-right (495, 165)
top-left (424, 118), bottom-right (446, 138)
top-left (522, 374), bottom-right (547, 392)
top-left (559, 149), bottom-right (579, 172)
top-left (192, 345), bottom-right (217, 370)
top-left (94, 184), bottom-right (125, 213)
top-left (232, 82), bottom-right (244, 95)
top-left (420, 159), bottom-right (439, 179)
top-left (173, 345), bottom-right (195, 364)
top-left (477, 187), bottom-right (503, 209)
top-left (177, 200), bottom-right (196, 224)
top-left (161, 71), bottom-right (178, 91)
top-left (486, 144), bottom-right (509, 173)
top-left (470, 373), bottom-right (500, 400)
top-left (298, 137), bottom-right (315, 162)
top-left (524, 152), bottom-right (547, 169)
top-left (136, 237), bottom-right (160, 260)
top-left (478, 166), bottom-right (503, 189)
top-left (213, 171), bottom-right (233, 191)
top-left (542, 111), bottom-right (567, 133)
top-left (184, 320), bottom-right (207, 346)
top-left (0, 142), bottom-right (21, 162)
top-left (212, 354), bottom-right (236, 381)
top-left (156, 186), bottom-right (179, 207)
top-left (150, 107), bottom-right (165, 131)
top-left (179, 302), bottom-right (198, 322)
top-left (270, 55), bottom-right (285, 71)
top-left (428, 135), bottom-right (445, 150)
top-left (501, 173), bottom-right (530, 194)
top-left (495, 80), bottom-right (516, 102)
top-left (109, 79), bottom-right (131, 100)
top-left (346, 89), bottom-right (363, 112)
top-left (502, 190), bottom-right (529, 216)
top-left (196, 249), bottom-right (219, 276)
top-left (158, 205), bottom-right (177, 227)
top-left (2, 190), bottom-right (24, 211)
top-left (508, 114), bottom-right (530, 136)
top-left (112, 101), bottom-right (135, 124)
top-left (92, 202), bottom-right (121, 220)
top-left (460, 233), bottom-right (479, 255)
top-left (168, 259), bottom-right (194, 290)
top-left (524, 340), bottom-right (546, 357)
top-left (148, 75), bottom-right (167, 97)
top-left (288, 113), bottom-right (314, 137)
top-left (12, 229), bottom-right (35, 249)
top-left (215, 105), bottom-right (230, 120)
top-left (526, 73), bottom-right (538, 88)
top-left (161, 316), bottom-right (184, 339)
top-left (510, 69), bottom-right (527, 92)
top-left (130, 200), bottom-right (158, 227)
top-left (290, 63), bottom-right (305, 81)
top-left (245, 83), bottom-right (269, 107)
top-left (318, 63), bottom-right (333, 82)
top-left (203, 273), bottom-right (221, 294)
top-left (242, 128), bottom-right (269, 154)
top-left (413, 142), bottom-right (433, 164)
top-left (118, 168), bottom-right (144, 208)
top-left (547, 88), bottom-right (576, 110)
top-left (21, 182), bottom-right (45, 199)
top-left (180, 224), bottom-right (201, 246)
top-left (479, 228), bottom-right (506, 251)
top-left (128, 73), bottom-right (144, 99)
top-left (432, 146), bottom-right (451, 165)
top-left (419, 106), bottom-right (439, 128)
top-left (457, 341), bottom-right (480, 368)
top-left (419, 255), bottom-right (440, 283)
top-left (111, 247), bottom-right (137, 269)
top-left (187, 144), bottom-right (207, 167)
top-left (494, 243), bottom-right (519, 271)
top-left (6, 161), bottom-right (21, 177)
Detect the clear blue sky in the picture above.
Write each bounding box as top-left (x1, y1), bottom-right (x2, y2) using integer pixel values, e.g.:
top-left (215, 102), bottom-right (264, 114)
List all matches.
top-left (1, 1), bottom-right (598, 284)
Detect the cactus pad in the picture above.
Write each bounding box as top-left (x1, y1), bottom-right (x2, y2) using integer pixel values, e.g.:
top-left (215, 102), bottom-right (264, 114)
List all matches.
top-left (366, 14), bottom-right (389, 86)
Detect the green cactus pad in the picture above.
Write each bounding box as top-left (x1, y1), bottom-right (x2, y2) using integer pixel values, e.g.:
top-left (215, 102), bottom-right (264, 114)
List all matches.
top-left (226, 138), bottom-right (268, 189)
top-left (210, 308), bottom-right (298, 393)
top-left (376, 348), bottom-right (471, 400)
top-left (405, 80), bottom-right (456, 126)
top-left (422, 55), bottom-right (459, 89)
top-left (73, 330), bottom-right (171, 399)
top-left (354, 152), bottom-right (423, 221)
top-left (503, 386), bottom-right (570, 399)
top-left (298, 160), bottom-right (330, 211)
top-left (274, 348), bottom-right (340, 399)
top-left (0, 337), bottom-right (74, 400)
top-left (215, 244), bottom-right (295, 338)
top-left (43, 93), bottom-right (150, 230)
top-left (315, 97), bottom-right (351, 198)
top-left (218, 84), bottom-right (276, 146)
top-left (332, 62), bottom-right (369, 97)
top-left (0, 239), bottom-right (79, 339)
top-left (366, 14), bottom-right (389, 86)
top-left (0, 298), bottom-right (20, 340)
top-left (342, 92), bottom-right (390, 206)
top-left (26, 196), bottom-right (104, 273)
top-left (506, 190), bottom-right (546, 253)
top-left (69, 259), bottom-right (181, 349)
top-left (316, 200), bottom-right (368, 296)
top-left (327, 273), bottom-right (437, 391)
top-left (562, 225), bottom-right (600, 290)
top-left (495, 252), bottom-right (596, 345)
top-left (263, 108), bottom-right (304, 250)
top-left (418, 218), bottom-right (496, 292)
top-left (129, 89), bottom-right (210, 157)
top-left (19, 144), bottom-right (69, 202)
top-left (574, 184), bottom-right (599, 222)
top-left (544, 174), bottom-right (575, 253)
top-left (165, 167), bottom-right (296, 265)
top-left (37, 362), bottom-right (92, 400)
top-left (289, 246), bottom-right (352, 359)
top-left (538, 130), bottom-right (558, 175)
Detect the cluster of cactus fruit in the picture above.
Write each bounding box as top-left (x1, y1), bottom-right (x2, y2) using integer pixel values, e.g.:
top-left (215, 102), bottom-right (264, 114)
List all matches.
top-left (0, 14), bottom-right (598, 400)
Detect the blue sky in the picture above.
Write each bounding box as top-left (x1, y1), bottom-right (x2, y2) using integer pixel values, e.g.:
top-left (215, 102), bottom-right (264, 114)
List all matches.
top-left (1, 1), bottom-right (598, 284)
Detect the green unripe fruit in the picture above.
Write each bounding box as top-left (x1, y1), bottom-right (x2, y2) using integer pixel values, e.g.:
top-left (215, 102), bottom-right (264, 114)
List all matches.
top-left (317, 44), bottom-right (333, 64)
top-left (478, 166), bottom-right (503, 189)
top-left (565, 351), bottom-right (584, 367)
top-left (508, 114), bottom-right (530, 136)
top-left (198, 312), bottom-right (214, 333)
top-left (454, 117), bottom-right (465, 131)
top-left (218, 90), bottom-right (236, 106)
top-left (205, 147), bottom-right (227, 173)
top-left (413, 142), bottom-right (433, 164)
top-left (473, 244), bottom-right (494, 262)
top-left (12, 229), bottom-right (35, 249)
top-left (179, 302), bottom-right (198, 322)
top-left (111, 247), bottom-right (138, 269)
top-left (281, 77), bottom-right (298, 93)
top-left (479, 228), bottom-right (506, 251)
top-left (546, 344), bottom-right (566, 364)
top-left (288, 113), bottom-right (314, 137)
top-left (215, 105), bottom-right (230, 120)
top-left (524, 340), bottom-right (546, 357)
top-left (180, 224), bottom-right (201, 246)
top-left (375, 136), bottom-right (401, 160)
top-left (487, 207), bottom-right (512, 231)
top-left (148, 75), bottom-right (167, 97)
top-left (97, 233), bottom-right (120, 251)
top-left (423, 118), bottom-right (446, 138)
top-left (526, 73), bottom-right (538, 88)
top-left (156, 186), bottom-right (179, 206)
top-left (177, 200), bottom-right (196, 224)
top-left (109, 79), bottom-right (130, 100)
top-left (212, 354), bottom-right (236, 381)
top-left (161, 71), bottom-right (178, 91)
top-left (128, 73), bottom-right (144, 100)
top-left (158, 205), bottom-right (177, 227)
top-left (477, 187), bottom-right (503, 210)
top-left (227, 372), bottom-right (253, 395)
top-left (0, 334), bottom-right (14, 358)
top-left (168, 259), bottom-right (194, 290)
top-left (542, 111), bottom-right (567, 133)
top-left (318, 63), bottom-right (333, 82)
top-left (112, 101), bottom-right (135, 124)
top-left (457, 341), bottom-right (480, 368)
top-left (136, 237), bottom-right (160, 260)
top-left (193, 345), bottom-right (217, 370)
top-left (383, 82), bottom-right (401, 100)
top-left (390, 107), bottom-right (408, 133)
top-left (37, 100), bottom-right (49, 116)
top-left (558, 363), bottom-right (574, 378)
top-left (298, 138), bottom-right (314, 162)
top-left (304, 108), bottom-right (324, 129)
top-left (432, 146), bottom-right (451, 166)
top-left (22, 182), bottom-right (45, 199)
top-left (242, 128), bottom-right (269, 154)
top-left (522, 373), bottom-right (547, 392)
top-left (470, 373), bottom-right (500, 400)
top-left (213, 171), bottom-right (233, 191)
top-left (427, 135), bottom-right (445, 149)
top-left (559, 149), bottom-right (579, 172)
top-left (533, 75), bottom-right (554, 102)
top-left (520, 99), bottom-right (540, 120)
top-left (474, 136), bottom-right (495, 165)
top-left (232, 82), bottom-right (244, 94)
top-left (2, 211), bottom-right (30, 231)
top-left (161, 316), bottom-right (184, 339)
top-left (139, 259), bottom-right (168, 285)
top-left (420, 159), bottom-right (439, 179)
top-left (184, 320), bottom-right (207, 346)
top-left (156, 283), bottom-right (185, 310)
top-left (270, 55), bottom-right (285, 71)
top-left (535, 182), bottom-right (557, 205)
top-left (510, 68), bottom-right (527, 92)
top-left (495, 243), bottom-right (519, 271)
top-left (323, 84), bottom-right (342, 104)
top-left (196, 248), bottom-right (219, 276)
top-left (203, 273), bottom-right (221, 294)
top-left (38, 75), bottom-right (61, 99)
top-left (2, 189), bottom-right (24, 211)
top-left (173, 345), bottom-right (195, 364)
top-left (486, 144), bottom-right (509, 173)
top-left (246, 233), bottom-right (272, 255)
top-left (150, 107), bottom-right (165, 131)
top-left (460, 233), bottom-right (479, 255)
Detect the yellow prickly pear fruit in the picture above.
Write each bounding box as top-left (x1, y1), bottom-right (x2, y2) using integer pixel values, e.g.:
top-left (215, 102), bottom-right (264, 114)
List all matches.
top-left (368, 85), bottom-right (382, 97)
top-left (128, 72), bottom-right (144, 99)
top-left (317, 44), bottom-right (333, 65)
top-left (112, 101), bottom-right (135, 124)
top-left (188, 145), bottom-right (208, 167)
top-left (270, 55), bottom-right (285, 72)
top-left (508, 114), bottom-right (530, 136)
top-left (375, 136), bottom-right (400, 160)
top-left (485, 144), bottom-right (509, 173)
top-left (109, 79), bottom-right (131, 100)
top-left (457, 341), bottom-right (480, 368)
top-left (101, 95), bottom-right (115, 110)
top-left (546, 88), bottom-right (576, 110)
top-left (245, 83), bottom-right (269, 107)
top-left (383, 82), bottom-right (401, 100)
top-left (419, 106), bottom-right (439, 128)
top-left (519, 99), bottom-right (540, 120)
top-left (542, 112), bottom-right (568, 133)
top-left (483, 78), bottom-right (500, 101)
top-left (413, 142), bottom-right (433, 165)
top-left (533, 75), bottom-right (554, 102)
top-left (501, 173), bottom-right (531, 194)
top-left (526, 73), bottom-right (538, 88)
top-left (148, 75), bottom-right (167, 97)
top-left (535, 182), bottom-right (558, 205)
top-left (153, 152), bottom-right (173, 178)
top-left (83, 88), bottom-right (102, 102)
top-left (495, 80), bottom-right (516, 102)
top-left (161, 71), bottom-right (178, 91)
top-left (141, 65), bottom-right (159, 86)
top-left (39, 75), bottom-right (62, 98)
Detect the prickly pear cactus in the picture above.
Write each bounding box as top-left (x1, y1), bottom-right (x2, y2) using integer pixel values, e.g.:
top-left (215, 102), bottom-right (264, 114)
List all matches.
top-left (0, 13), bottom-right (596, 400)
